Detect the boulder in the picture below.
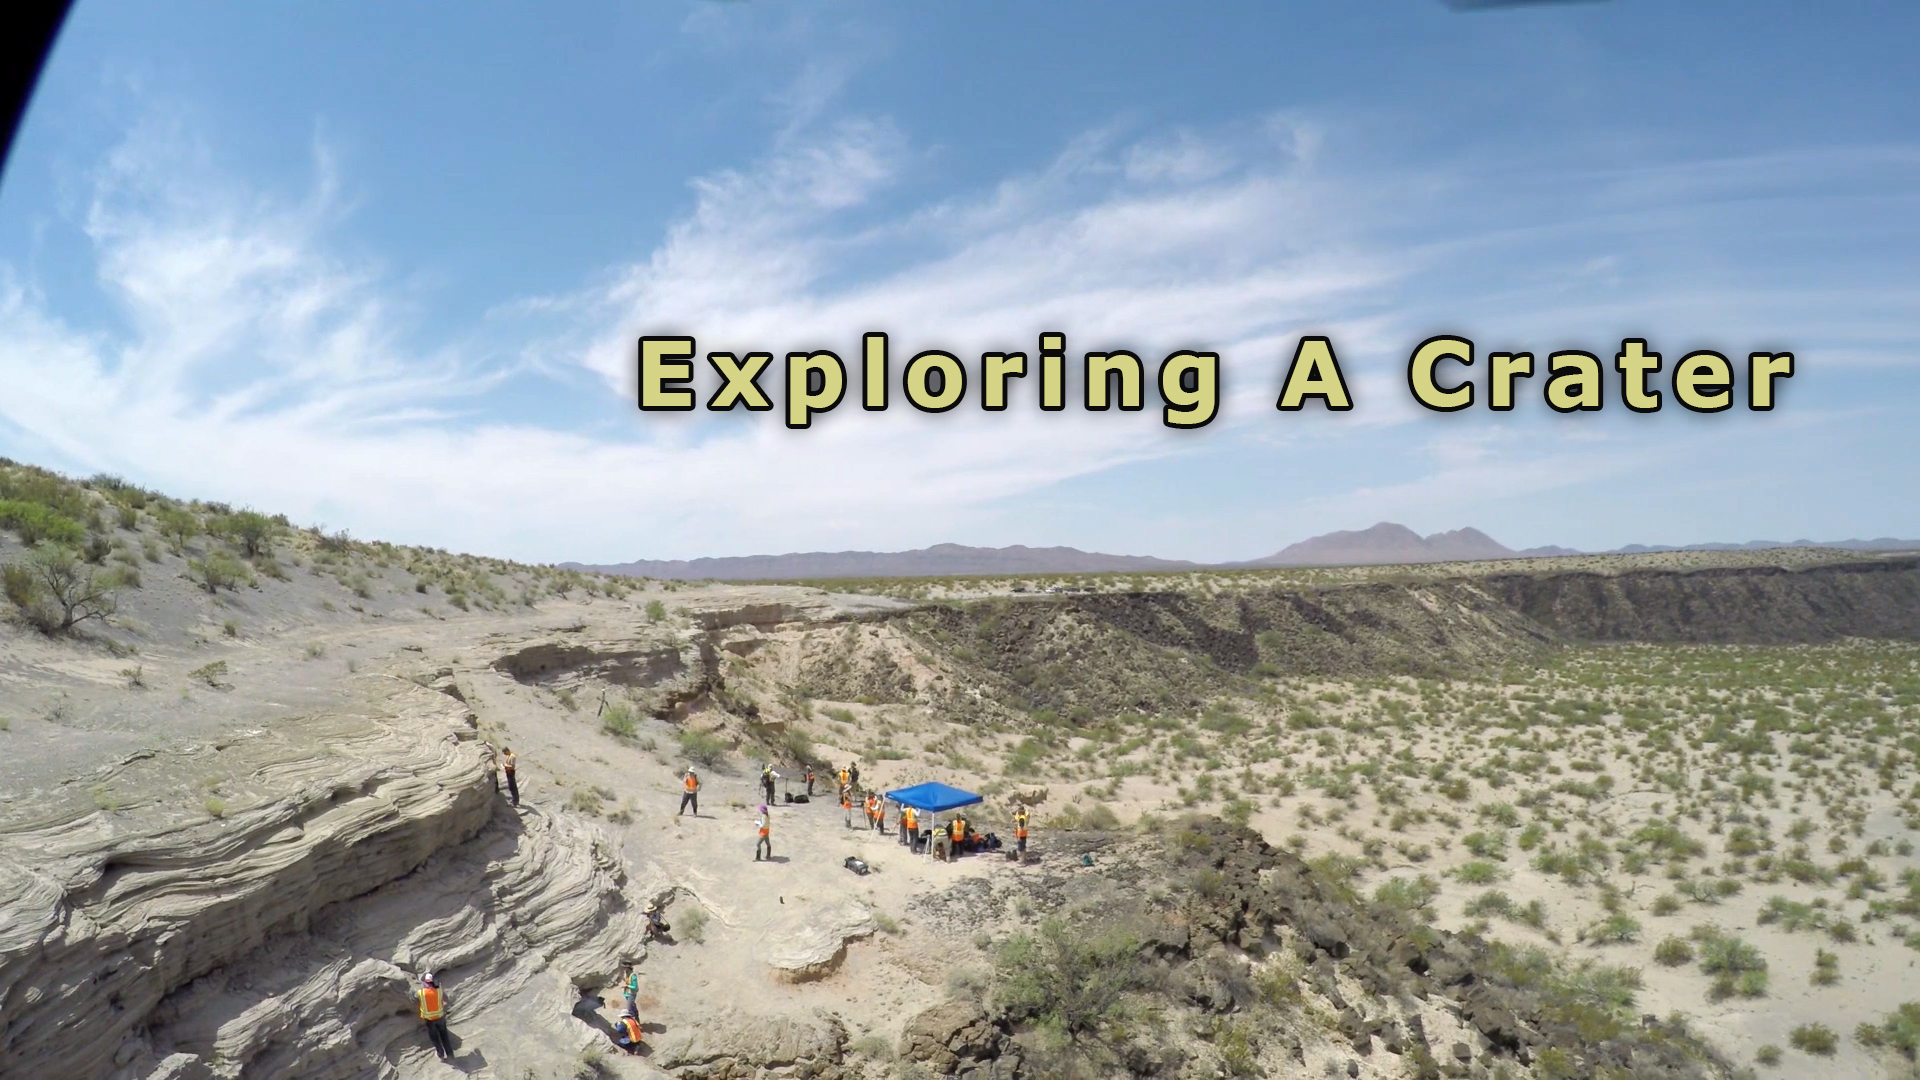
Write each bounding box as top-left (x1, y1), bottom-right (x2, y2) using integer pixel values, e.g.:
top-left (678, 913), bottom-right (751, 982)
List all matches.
top-left (760, 902), bottom-right (876, 983)
top-left (653, 1009), bottom-right (848, 1079)
top-left (897, 1000), bottom-right (1010, 1074)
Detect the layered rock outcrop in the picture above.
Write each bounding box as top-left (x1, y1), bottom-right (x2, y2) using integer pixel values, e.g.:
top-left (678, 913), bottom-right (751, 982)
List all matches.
top-left (0, 683), bottom-right (494, 1080)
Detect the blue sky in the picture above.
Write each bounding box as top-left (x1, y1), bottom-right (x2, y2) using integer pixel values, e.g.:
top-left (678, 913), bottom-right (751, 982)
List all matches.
top-left (0, 1), bottom-right (1915, 564)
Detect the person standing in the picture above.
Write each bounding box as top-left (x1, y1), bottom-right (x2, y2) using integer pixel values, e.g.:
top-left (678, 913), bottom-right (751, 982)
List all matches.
top-left (874, 795), bottom-right (887, 833)
top-left (841, 786), bottom-right (854, 829)
top-left (761, 763), bottom-right (778, 806)
top-left (416, 972), bottom-right (452, 1061)
top-left (1014, 806), bottom-right (1031, 863)
top-left (622, 965), bottom-right (639, 1013)
top-left (678, 768), bottom-right (700, 817)
top-left (805, 767), bottom-right (816, 797)
top-left (900, 805), bottom-right (916, 847)
top-left (849, 761), bottom-right (861, 791)
top-left (500, 747), bottom-right (519, 807)
top-left (755, 805), bottom-right (773, 861)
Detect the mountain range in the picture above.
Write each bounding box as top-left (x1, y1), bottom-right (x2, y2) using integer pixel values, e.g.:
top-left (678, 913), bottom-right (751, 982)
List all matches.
top-left (564, 524), bottom-right (1920, 581)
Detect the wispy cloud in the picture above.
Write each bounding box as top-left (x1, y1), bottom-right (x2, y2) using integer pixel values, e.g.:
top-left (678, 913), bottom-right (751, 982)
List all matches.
top-left (0, 89), bottom-right (1913, 563)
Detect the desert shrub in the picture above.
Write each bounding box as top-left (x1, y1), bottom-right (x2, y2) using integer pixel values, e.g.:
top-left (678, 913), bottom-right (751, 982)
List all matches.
top-left (995, 916), bottom-right (1148, 1068)
top-left (0, 500), bottom-right (84, 546)
top-left (677, 730), bottom-right (728, 768)
top-left (1650, 893), bottom-right (1682, 916)
top-left (678, 904), bottom-right (709, 944)
top-left (188, 552), bottom-right (249, 592)
top-left (212, 509), bottom-right (281, 558)
top-left (1855, 1002), bottom-right (1920, 1059)
top-left (1455, 860), bottom-right (1507, 885)
top-left (1694, 925), bottom-right (1767, 998)
top-left (645, 599), bottom-right (667, 622)
top-left (1463, 890), bottom-right (1514, 918)
top-left (4, 546), bottom-right (119, 634)
top-left (1811, 948), bottom-right (1839, 986)
top-left (1587, 914), bottom-right (1641, 945)
top-left (1462, 831), bottom-right (1508, 860)
top-left (1373, 874), bottom-right (1441, 918)
top-left (602, 702), bottom-right (638, 739)
top-left (1788, 1023), bottom-right (1837, 1055)
top-left (1653, 936), bottom-right (1694, 966)
top-left (1758, 895), bottom-right (1825, 932)
top-left (154, 506), bottom-right (200, 553)
top-left (1754, 1044), bottom-right (1781, 1066)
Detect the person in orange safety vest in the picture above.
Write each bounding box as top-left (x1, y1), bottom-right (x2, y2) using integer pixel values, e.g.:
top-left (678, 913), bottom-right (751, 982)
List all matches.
top-left (416, 972), bottom-right (452, 1060)
top-left (678, 767), bottom-right (700, 817)
top-left (613, 1007), bottom-right (645, 1054)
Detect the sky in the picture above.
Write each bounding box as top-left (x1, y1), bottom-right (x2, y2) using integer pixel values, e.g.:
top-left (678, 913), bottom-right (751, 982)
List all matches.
top-left (0, 0), bottom-right (1915, 565)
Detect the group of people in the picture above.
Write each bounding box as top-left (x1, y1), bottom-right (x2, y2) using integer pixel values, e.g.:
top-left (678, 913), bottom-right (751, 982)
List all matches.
top-left (457, 747), bottom-right (1041, 1065)
top-left (413, 957), bottom-right (657, 1060)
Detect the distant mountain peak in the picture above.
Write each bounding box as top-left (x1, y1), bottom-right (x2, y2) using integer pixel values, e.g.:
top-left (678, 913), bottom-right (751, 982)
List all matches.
top-left (1247, 522), bottom-right (1516, 567)
top-left (562, 543), bottom-right (1199, 581)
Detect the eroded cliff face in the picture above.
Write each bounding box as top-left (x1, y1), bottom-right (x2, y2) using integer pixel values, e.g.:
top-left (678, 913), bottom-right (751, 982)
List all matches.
top-left (867, 558), bottom-right (1920, 723)
top-left (1480, 557), bottom-right (1920, 643)
top-left (0, 685), bottom-right (496, 1080)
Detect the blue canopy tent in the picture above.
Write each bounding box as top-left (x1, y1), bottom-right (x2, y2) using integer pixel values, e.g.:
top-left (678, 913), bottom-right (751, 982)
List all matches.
top-left (884, 781), bottom-right (983, 815)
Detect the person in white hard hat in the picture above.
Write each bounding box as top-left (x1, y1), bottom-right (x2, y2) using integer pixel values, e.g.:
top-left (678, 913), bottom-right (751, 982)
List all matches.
top-left (416, 972), bottom-right (452, 1060)
top-left (678, 767), bottom-right (700, 817)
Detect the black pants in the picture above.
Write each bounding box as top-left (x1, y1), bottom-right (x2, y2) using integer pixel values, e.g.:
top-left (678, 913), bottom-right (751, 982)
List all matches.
top-left (678, 791), bottom-right (697, 816)
top-left (424, 1018), bottom-right (452, 1058)
top-left (755, 836), bottom-right (771, 861)
top-left (806, 778), bottom-right (814, 795)
top-left (762, 780), bottom-right (775, 804)
top-left (504, 771), bottom-right (518, 806)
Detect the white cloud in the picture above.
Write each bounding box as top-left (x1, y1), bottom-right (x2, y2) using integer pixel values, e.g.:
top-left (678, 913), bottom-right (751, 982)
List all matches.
top-left (1, 97), bottom-right (1912, 564)
top-left (0, 105), bottom-right (1414, 562)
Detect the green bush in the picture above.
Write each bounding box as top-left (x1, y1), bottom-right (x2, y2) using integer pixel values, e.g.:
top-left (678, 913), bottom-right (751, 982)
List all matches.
top-left (4, 545), bottom-right (119, 634)
top-left (1856, 1002), bottom-right (1920, 1059)
top-left (677, 729), bottom-right (728, 768)
top-left (1455, 860), bottom-right (1507, 885)
top-left (1587, 914), bottom-right (1641, 945)
top-left (1463, 890), bottom-right (1514, 919)
top-left (212, 508), bottom-right (281, 557)
top-left (645, 599), bottom-right (666, 622)
top-left (1372, 874), bottom-right (1441, 917)
top-left (995, 916), bottom-right (1148, 1069)
top-left (154, 505), bottom-right (200, 553)
top-left (1653, 936), bottom-right (1693, 966)
top-left (0, 500), bottom-right (84, 546)
top-left (602, 702), bottom-right (638, 739)
top-left (1788, 1023), bottom-right (1837, 1055)
top-left (188, 552), bottom-right (250, 592)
